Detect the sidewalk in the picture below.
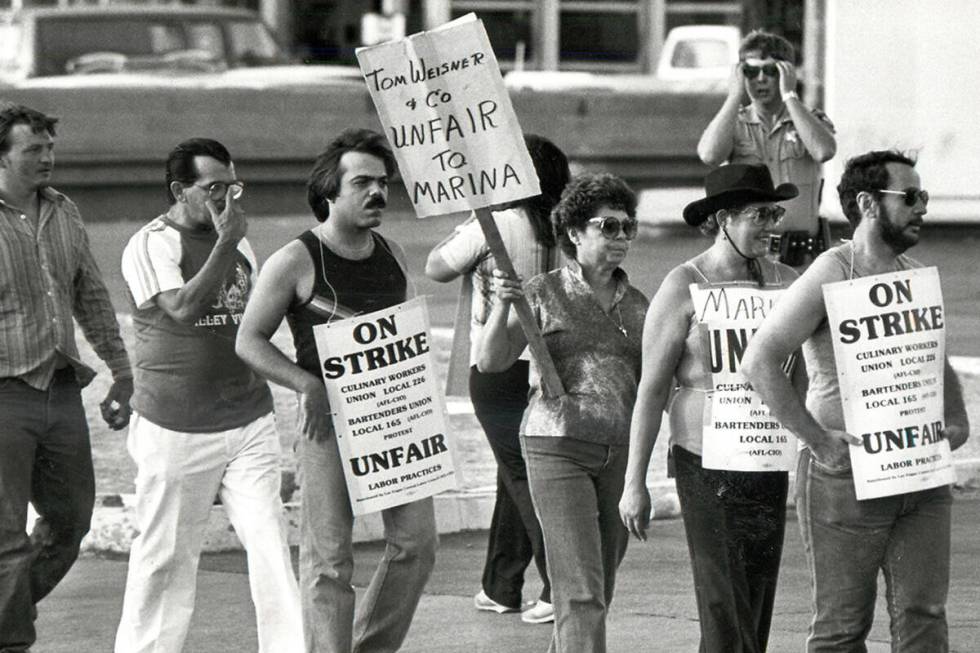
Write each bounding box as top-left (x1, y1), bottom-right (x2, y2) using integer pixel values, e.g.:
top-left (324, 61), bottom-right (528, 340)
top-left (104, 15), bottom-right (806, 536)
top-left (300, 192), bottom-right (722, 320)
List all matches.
top-left (35, 495), bottom-right (980, 652)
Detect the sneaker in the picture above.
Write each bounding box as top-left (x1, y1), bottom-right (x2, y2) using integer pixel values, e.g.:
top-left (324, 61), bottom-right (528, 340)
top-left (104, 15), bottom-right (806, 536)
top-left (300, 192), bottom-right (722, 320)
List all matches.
top-left (474, 589), bottom-right (519, 614)
top-left (521, 600), bottom-right (554, 624)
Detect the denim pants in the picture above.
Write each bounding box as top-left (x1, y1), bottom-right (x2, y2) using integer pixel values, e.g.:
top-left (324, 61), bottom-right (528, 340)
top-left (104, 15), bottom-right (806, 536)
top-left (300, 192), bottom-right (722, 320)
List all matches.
top-left (298, 427), bottom-right (438, 653)
top-left (114, 412), bottom-right (303, 653)
top-left (796, 447), bottom-right (952, 653)
top-left (522, 435), bottom-right (628, 653)
top-left (470, 362), bottom-right (550, 608)
top-left (0, 370), bottom-right (94, 653)
top-left (672, 446), bottom-right (788, 653)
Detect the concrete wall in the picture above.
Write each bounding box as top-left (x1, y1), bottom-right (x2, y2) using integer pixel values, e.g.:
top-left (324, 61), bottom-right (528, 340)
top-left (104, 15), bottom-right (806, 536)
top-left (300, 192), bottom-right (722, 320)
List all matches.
top-left (824, 0), bottom-right (980, 218)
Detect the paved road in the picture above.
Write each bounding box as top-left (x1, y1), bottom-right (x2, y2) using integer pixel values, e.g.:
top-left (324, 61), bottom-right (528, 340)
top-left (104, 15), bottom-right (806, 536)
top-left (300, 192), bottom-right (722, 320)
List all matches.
top-left (36, 495), bottom-right (980, 652)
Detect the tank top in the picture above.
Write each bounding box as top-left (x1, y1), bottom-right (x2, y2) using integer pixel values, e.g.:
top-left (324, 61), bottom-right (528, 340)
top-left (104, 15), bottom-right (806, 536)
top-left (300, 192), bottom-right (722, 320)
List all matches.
top-left (287, 230), bottom-right (407, 378)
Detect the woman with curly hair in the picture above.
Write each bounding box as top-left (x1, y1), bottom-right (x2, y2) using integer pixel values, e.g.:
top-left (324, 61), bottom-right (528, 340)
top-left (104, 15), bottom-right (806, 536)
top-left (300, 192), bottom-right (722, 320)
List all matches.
top-left (479, 173), bottom-right (649, 652)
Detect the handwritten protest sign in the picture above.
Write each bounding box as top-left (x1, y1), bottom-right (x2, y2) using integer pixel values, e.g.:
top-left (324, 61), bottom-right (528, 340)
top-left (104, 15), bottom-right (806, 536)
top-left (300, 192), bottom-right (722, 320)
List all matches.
top-left (313, 297), bottom-right (459, 515)
top-left (690, 284), bottom-right (797, 471)
top-left (356, 14), bottom-right (564, 397)
top-left (824, 267), bottom-right (953, 500)
top-left (356, 13), bottom-right (539, 217)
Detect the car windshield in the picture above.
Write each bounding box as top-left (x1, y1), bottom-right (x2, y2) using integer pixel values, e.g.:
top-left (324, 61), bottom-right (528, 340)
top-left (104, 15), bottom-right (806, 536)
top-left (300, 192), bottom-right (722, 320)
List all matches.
top-left (670, 39), bottom-right (732, 69)
top-left (226, 20), bottom-right (286, 66)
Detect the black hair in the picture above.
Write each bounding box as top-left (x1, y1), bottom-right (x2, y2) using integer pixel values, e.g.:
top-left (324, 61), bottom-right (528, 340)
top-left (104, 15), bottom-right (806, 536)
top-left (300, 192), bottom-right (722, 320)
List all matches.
top-left (497, 134), bottom-right (571, 248)
top-left (307, 128), bottom-right (397, 222)
top-left (738, 29), bottom-right (795, 63)
top-left (837, 150), bottom-right (917, 228)
top-left (165, 138), bottom-right (233, 205)
top-left (0, 102), bottom-right (58, 156)
top-left (553, 173), bottom-right (637, 259)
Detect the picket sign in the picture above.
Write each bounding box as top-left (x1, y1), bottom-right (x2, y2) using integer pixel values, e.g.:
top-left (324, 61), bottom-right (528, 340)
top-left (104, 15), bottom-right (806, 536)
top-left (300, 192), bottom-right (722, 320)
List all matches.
top-left (356, 14), bottom-right (564, 397)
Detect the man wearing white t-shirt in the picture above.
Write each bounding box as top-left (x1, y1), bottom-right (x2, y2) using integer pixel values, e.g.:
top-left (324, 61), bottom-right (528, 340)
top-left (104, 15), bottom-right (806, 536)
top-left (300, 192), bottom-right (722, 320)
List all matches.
top-left (114, 138), bottom-right (302, 652)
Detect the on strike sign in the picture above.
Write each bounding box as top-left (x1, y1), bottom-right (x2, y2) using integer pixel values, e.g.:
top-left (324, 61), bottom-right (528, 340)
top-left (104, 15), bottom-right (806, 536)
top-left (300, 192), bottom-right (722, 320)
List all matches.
top-left (313, 297), bottom-right (459, 515)
top-left (356, 13), bottom-right (540, 217)
top-left (824, 267), bottom-right (953, 500)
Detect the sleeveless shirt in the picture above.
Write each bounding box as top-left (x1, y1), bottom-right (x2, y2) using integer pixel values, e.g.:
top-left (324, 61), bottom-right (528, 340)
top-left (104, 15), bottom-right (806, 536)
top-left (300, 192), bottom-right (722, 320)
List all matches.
top-left (287, 230), bottom-right (406, 378)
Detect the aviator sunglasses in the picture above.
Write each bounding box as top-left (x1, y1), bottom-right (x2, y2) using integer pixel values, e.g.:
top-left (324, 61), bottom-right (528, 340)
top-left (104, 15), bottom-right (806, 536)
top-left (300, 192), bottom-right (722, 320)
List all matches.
top-left (588, 216), bottom-right (639, 240)
top-left (194, 180), bottom-right (245, 202)
top-left (742, 62), bottom-right (779, 80)
top-left (877, 188), bottom-right (929, 207)
top-left (737, 205), bottom-right (786, 226)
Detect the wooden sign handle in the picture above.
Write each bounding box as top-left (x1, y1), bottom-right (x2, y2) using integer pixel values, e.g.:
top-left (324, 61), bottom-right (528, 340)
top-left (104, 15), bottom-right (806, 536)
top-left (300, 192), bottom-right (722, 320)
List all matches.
top-left (475, 208), bottom-right (565, 398)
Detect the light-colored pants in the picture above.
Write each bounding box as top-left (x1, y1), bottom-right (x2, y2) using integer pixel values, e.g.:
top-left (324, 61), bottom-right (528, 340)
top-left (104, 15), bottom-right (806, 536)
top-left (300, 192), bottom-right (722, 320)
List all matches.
top-left (298, 431), bottom-right (437, 653)
top-left (522, 435), bottom-right (629, 653)
top-left (114, 412), bottom-right (303, 653)
top-left (796, 447), bottom-right (952, 653)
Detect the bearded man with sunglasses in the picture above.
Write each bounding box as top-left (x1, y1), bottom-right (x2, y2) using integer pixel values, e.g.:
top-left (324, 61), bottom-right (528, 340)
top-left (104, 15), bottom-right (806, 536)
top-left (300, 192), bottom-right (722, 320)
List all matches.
top-left (743, 150), bottom-right (969, 652)
top-left (114, 138), bottom-right (302, 652)
top-left (698, 29), bottom-right (837, 268)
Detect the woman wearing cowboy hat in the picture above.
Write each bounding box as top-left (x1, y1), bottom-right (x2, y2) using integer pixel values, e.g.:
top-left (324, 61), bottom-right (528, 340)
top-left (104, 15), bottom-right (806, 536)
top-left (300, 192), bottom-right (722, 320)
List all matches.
top-left (618, 163), bottom-right (806, 653)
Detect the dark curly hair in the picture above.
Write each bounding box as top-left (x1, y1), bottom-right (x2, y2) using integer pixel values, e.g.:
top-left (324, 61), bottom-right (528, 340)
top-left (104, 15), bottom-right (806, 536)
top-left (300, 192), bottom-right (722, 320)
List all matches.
top-left (308, 128), bottom-right (397, 222)
top-left (738, 29), bottom-right (795, 63)
top-left (165, 138), bottom-right (232, 205)
top-left (0, 102), bottom-right (58, 156)
top-left (553, 173), bottom-right (637, 259)
top-left (837, 150), bottom-right (917, 229)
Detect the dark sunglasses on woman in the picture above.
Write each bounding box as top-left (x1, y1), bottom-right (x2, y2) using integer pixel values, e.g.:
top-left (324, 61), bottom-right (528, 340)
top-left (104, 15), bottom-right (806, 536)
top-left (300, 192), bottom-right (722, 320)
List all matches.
top-left (588, 216), bottom-right (639, 240)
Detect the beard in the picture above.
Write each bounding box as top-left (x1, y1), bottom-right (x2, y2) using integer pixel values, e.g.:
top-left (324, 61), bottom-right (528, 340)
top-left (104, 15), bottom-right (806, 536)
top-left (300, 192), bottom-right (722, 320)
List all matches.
top-left (878, 206), bottom-right (920, 253)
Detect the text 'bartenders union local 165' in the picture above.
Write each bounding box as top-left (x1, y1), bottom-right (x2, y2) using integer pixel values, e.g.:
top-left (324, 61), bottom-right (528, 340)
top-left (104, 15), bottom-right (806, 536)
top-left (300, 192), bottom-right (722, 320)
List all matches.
top-left (313, 298), bottom-right (458, 515)
top-left (690, 283), bottom-right (798, 471)
top-left (824, 267), bottom-right (953, 500)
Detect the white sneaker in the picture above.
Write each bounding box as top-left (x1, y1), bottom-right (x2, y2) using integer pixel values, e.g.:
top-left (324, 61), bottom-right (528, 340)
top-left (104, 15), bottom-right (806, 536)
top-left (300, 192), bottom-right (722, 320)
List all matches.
top-left (521, 600), bottom-right (554, 624)
top-left (474, 589), bottom-right (519, 614)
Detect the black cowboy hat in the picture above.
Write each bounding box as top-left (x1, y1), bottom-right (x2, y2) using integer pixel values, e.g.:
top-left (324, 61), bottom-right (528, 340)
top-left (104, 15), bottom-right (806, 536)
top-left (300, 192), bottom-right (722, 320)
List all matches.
top-left (682, 164), bottom-right (798, 226)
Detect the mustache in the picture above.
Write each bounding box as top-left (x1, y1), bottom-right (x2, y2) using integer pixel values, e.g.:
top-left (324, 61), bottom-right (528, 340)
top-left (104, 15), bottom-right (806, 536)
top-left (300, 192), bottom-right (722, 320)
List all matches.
top-left (365, 195), bottom-right (386, 209)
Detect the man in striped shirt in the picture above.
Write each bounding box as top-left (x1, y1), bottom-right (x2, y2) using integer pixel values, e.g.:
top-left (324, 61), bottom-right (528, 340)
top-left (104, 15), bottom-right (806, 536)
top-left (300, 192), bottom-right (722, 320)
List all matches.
top-left (0, 103), bottom-right (133, 651)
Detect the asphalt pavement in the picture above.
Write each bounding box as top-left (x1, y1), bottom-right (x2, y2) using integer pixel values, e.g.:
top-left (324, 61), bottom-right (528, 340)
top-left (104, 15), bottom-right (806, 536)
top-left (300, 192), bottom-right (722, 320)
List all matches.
top-left (34, 494), bottom-right (980, 653)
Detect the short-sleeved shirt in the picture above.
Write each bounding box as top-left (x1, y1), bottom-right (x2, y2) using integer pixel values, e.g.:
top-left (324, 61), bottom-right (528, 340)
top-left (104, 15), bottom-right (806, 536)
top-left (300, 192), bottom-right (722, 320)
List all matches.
top-left (438, 208), bottom-right (557, 365)
top-left (802, 242), bottom-right (920, 434)
top-left (729, 103), bottom-right (835, 234)
top-left (121, 215), bottom-right (272, 432)
top-left (521, 263), bottom-right (649, 446)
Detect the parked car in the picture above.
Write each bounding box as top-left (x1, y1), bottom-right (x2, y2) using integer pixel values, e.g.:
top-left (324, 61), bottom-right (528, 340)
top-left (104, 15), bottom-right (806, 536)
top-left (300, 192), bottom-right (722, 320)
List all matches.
top-left (0, 5), bottom-right (360, 84)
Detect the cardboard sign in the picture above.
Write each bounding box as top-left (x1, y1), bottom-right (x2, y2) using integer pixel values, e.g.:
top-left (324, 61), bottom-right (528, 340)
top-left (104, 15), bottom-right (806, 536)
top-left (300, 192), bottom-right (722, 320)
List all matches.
top-left (690, 284), bottom-right (797, 471)
top-left (313, 297), bottom-right (459, 515)
top-left (823, 267), bottom-right (953, 500)
top-left (356, 13), bottom-right (540, 217)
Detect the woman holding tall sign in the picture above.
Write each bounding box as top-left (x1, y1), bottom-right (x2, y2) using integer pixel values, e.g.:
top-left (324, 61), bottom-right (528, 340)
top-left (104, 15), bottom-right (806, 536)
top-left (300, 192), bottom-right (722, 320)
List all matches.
top-left (619, 164), bottom-right (801, 653)
top-left (425, 134), bottom-right (570, 624)
top-left (479, 173), bottom-right (648, 653)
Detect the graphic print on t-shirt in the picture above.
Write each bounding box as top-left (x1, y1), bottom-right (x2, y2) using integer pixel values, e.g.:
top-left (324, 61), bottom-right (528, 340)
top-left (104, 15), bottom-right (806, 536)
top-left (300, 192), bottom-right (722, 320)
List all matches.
top-left (194, 259), bottom-right (251, 334)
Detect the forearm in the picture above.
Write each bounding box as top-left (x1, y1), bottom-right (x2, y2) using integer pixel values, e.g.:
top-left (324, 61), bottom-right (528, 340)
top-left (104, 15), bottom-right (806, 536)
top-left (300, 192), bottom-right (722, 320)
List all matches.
top-left (476, 302), bottom-right (522, 372)
top-left (167, 239), bottom-right (241, 322)
top-left (236, 333), bottom-right (320, 394)
top-left (697, 96), bottom-right (741, 165)
top-left (623, 383), bottom-right (670, 490)
top-left (943, 360), bottom-right (970, 449)
top-left (783, 98), bottom-right (836, 162)
top-left (744, 352), bottom-right (825, 447)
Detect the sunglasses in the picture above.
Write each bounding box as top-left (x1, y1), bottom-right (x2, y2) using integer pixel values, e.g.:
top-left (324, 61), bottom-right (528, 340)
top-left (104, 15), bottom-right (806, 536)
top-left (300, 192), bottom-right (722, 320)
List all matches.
top-left (194, 180), bottom-right (245, 202)
top-left (734, 205), bottom-right (786, 227)
top-left (877, 188), bottom-right (929, 207)
top-left (742, 62), bottom-right (779, 80)
top-left (587, 216), bottom-right (639, 240)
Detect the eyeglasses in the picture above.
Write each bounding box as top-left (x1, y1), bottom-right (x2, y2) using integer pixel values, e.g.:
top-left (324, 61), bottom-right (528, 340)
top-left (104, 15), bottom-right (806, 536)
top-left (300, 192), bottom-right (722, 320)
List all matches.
top-left (742, 62), bottom-right (779, 80)
top-left (877, 188), bottom-right (929, 207)
top-left (587, 216), bottom-right (639, 240)
top-left (737, 205), bottom-right (785, 226)
top-left (194, 180), bottom-right (245, 202)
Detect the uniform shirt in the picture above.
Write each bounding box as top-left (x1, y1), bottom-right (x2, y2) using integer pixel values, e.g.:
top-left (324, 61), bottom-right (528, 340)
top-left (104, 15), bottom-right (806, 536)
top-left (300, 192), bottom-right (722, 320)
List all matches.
top-left (521, 262), bottom-right (649, 446)
top-left (0, 187), bottom-right (130, 389)
top-left (438, 208), bottom-right (557, 365)
top-left (730, 103), bottom-right (835, 234)
top-left (121, 215), bottom-right (272, 432)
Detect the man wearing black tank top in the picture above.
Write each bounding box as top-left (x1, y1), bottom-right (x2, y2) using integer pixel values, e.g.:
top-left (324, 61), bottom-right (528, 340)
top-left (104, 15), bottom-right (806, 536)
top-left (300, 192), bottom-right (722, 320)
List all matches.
top-left (743, 150), bottom-right (969, 652)
top-left (237, 129), bottom-right (437, 653)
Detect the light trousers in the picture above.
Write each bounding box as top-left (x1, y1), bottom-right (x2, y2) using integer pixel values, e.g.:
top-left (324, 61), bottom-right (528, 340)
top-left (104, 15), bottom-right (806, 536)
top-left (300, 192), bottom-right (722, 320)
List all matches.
top-left (114, 412), bottom-right (303, 653)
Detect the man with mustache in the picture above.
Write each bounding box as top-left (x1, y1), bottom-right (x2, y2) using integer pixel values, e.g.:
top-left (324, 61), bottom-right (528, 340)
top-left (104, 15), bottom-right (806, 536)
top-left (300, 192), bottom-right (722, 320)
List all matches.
top-left (114, 138), bottom-right (302, 652)
top-left (0, 102), bottom-right (133, 652)
top-left (237, 128), bottom-right (437, 652)
top-left (698, 29), bottom-right (837, 267)
top-left (742, 150), bottom-right (969, 652)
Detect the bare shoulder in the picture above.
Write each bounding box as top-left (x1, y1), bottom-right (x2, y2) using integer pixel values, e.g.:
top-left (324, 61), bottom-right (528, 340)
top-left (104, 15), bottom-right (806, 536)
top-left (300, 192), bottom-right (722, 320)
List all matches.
top-left (262, 239), bottom-right (314, 280)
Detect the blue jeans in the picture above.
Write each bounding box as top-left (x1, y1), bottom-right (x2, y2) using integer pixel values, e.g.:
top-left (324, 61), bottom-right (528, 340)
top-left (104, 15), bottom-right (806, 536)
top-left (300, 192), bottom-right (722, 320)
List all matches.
top-left (0, 370), bottom-right (94, 652)
top-left (522, 436), bottom-right (628, 653)
top-left (796, 448), bottom-right (952, 653)
top-left (298, 427), bottom-right (438, 653)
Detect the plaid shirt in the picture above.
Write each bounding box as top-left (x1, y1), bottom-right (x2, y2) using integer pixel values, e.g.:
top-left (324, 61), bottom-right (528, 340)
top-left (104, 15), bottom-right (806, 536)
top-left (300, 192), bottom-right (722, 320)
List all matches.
top-left (0, 187), bottom-right (130, 390)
